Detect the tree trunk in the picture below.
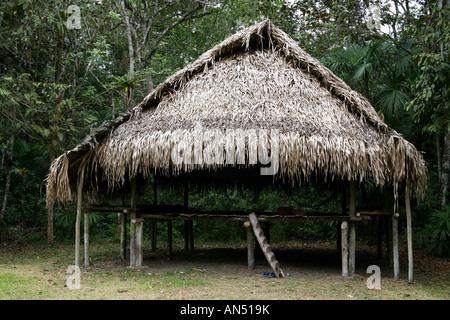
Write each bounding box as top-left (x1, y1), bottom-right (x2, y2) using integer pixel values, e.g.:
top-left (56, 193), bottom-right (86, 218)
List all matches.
top-left (441, 127), bottom-right (450, 207)
top-left (437, 128), bottom-right (450, 208)
top-left (392, 0), bottom-right (399, 39)
top-left (0, 133), bottom-right (14, 221)
top-left (120, 0), bottom-right (135, 111)
top-left (147, 73), bottom-right (154, 93)
top-left (436, 0), bottom-right (449, 209)
top-left (47, 149), bottom-right (56, 244)
top-left (110, 91), bottom-right (115, 120)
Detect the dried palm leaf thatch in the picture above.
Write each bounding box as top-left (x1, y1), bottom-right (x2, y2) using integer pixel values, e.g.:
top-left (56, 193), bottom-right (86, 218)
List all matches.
top-left (45, 19), bottom-right (427, 207)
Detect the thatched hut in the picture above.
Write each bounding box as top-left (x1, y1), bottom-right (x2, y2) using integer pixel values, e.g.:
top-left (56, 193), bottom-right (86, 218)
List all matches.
top-left (46, 19), bottom-right (426, 281)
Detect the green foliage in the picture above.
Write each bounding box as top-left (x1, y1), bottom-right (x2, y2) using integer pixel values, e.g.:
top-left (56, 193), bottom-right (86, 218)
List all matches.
top-left (425, 206), bottom-right (450, 257)
top-left (53, 209), bottom-right (117, 241)
top-left (404, 4), bottom-right (449, 133)
top-left (0, 0), bottom-right (448, 256)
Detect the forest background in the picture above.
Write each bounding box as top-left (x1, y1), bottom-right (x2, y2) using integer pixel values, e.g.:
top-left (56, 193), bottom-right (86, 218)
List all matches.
top-left (0, 0), bottom-right (448, 257)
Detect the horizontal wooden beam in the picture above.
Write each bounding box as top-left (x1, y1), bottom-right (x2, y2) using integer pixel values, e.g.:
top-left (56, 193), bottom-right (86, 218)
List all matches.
top-left (136, 213), bottom-right (370, 222)
top-left (83, 204), bottom-right (371, 222)
top-left (83, 205), bottom-right (396, 217)
top-left (83, 204), bottom-right (185, 213)
top-left (357, 210), bottom-right (401, 216)
top-left (83, 205), bottom-right (130, 213)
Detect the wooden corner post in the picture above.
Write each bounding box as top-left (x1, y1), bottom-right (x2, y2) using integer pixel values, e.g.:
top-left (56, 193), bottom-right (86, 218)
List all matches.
top-left (120, 209), bottom-right (127, 259)
top-left (392, 211), bottom-right (399, 279)
top-left (84, 210), bottom-right (90, 267)
top-left (405, 185), bottom-right (413, 283)
top-left (152, 174), bottom-right (157, 252)
top-left (75, 165), bottom-right (85, 268)
top-left (341, 221), bottom-right (349, 277)
top-left (349, 180), bottom-right (356, 276)
top-left (135, 218), bottom-right (144, 267)
top-left (244, 221), bottom-right (255, 270)
top-left (129, 177), bottom-right (137, 267)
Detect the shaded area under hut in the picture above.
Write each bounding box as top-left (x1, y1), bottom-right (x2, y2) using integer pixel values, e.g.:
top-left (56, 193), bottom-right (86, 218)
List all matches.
top-left (46, 19), bottom-right (427, 282)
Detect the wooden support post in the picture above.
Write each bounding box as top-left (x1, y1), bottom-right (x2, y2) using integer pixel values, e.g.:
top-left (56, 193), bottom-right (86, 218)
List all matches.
top-left (349, 180), bottom-right (356, 276)
top-left (405, 187), bottom-right (414, 283)
top-left (154, 174), bottom-right (158, 204)
top-left (341, 221), bottom-right (349, 277)
top-left (167, 220), bottom-right (172, 257)
top-left (244, 221), bottom-right (255, 270)
top-left (377, 216), bottom-right (382, 257)
top-left (184, 178), bottom-right (188, 208)
top-left (349, 223), bottom-right (356, 276)
top-left (184, 221), bottom-right (189, 251)
top-left (337, 222), bottom-right (342, 256)
top-left (135, 220), bottom-right (143, 267)
top-left (84, 212), bottom-right (90, 267)
top-left (183, 179), bottom-right (187, 250)
top-left (120, 209), bottom-right (127, 259)
top-left (183, 180), bottom-right (191, 252)
top-left (151, 221), bottom-right (157, 252)
top-left (152, 174), bottom-right (157, 252)
top-left (392, 213), bottom-right (399, 279)
top-left (75, 166), bottom-right (85, 268)
top-left (264, 222), bottom-right (270, 244)
top-left (338, 182), bottom-right (346, 255)
top-left (386, 216), bottom-right (393, 267)
top-left (129, 177), bottom-right (137, 267)
top-left (188, 220), bottom-right (194, 251)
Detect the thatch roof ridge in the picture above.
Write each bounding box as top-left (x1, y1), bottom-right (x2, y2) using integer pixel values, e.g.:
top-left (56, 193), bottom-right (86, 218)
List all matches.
top-left (52, 19), bottom-right (386, 163)
top-left (138, 19), bottom-right (388, 131)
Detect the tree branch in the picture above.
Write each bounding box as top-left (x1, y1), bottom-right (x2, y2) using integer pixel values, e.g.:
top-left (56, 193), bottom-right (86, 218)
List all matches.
top-left (147, 4), bottom-right (213, 58)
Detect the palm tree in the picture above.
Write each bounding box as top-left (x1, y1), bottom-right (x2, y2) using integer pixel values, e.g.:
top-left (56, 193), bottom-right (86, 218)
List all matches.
top-left (322, 40), bottom-right (387, 101)
top-left (322, 39), bottom-right (417, 134)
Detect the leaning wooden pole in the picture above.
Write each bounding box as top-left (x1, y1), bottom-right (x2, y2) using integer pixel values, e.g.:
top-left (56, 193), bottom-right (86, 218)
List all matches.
top-left (349, 180), bottom-right (356, 276)
top-left (248, 213), bottom-right (284, 278)
top-left (75, 166), bottom-right (85, 268)
top-left (129, 177), bottom-right (137, 267)
top-left (405, 186), bottom-right (413, 283)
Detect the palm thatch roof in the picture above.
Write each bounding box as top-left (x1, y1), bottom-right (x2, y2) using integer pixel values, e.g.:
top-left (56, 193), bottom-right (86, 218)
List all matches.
top-left (46, 19), bottom-right (427, 206)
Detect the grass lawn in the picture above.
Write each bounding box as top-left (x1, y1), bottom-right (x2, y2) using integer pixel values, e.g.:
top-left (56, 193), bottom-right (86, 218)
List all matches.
top-left (0, 240), bottom-right (448, 301)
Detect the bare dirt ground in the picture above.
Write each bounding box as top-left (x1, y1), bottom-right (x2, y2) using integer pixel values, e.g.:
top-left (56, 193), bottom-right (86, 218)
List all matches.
top-left (93, 240), bottom-right (449, 283)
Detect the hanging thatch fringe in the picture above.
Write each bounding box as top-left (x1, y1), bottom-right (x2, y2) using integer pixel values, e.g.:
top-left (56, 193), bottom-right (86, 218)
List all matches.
top-left (46, 153), bottom-right (71, 206)
top-left (45, 19), bottom-right (427, 207)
